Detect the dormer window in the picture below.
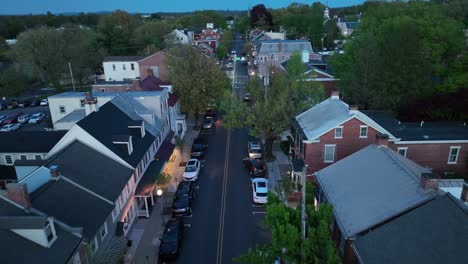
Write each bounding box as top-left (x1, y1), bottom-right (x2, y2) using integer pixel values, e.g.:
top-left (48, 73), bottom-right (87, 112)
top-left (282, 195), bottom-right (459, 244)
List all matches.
top-left (112, 135), bottom-right (133, 155)
top-left (45, 223), bottom-right (54, 242)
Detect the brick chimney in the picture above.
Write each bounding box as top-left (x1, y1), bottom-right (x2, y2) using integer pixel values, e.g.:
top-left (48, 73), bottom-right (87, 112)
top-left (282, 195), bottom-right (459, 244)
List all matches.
top-left (330, 90), bottom-right (339, 99)
top-left (81, 91), bottom-right (99, 116)
top-left (461, 183), bottom-right (468, 203)
top-left (49, 165), bottom-right (60, 178)
top-left (376, 133), bottom-right (389, 147)
top-left (6, 183), bottom-right (31, 209)
top-left (420, 173), bottom-right (439, 191)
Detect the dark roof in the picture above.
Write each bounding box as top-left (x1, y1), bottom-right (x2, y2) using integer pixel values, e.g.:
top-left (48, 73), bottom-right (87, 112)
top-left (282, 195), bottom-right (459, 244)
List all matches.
top-left (94, 80), bottom-right (134, 85)
top-left (103, 56), bottom-right (145, 62)
top-left (140, 75), bottom-right (164, 91)
top-left (281, 59), bottom-right (333, 75)
top-left (353, 194), bottom-right (468, 264)
top-left (46, 141), bottom-right (133, 202)
top-left (0, 131), bottom-right (66, 153)
top-left (76, 102), bottom-right (156, 167)
top-left (135, 159), bottom-right (166, 196)
top-left (13, 160), bottom-right (46, 166)
top-left (0, 165), bottom-right (16, 180)
top-left (362, 110), bottom-right (468, 141)
top-left (0, 197), bottom-right (82, 264)
top-left (0, 216), bottom-right (47, 229)
top-left (31, 178), bottom-right (114, 240)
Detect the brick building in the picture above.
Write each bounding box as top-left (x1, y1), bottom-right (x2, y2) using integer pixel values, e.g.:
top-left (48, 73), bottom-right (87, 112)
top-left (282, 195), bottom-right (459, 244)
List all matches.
top-left (291, 92), bottom-right (468, 177)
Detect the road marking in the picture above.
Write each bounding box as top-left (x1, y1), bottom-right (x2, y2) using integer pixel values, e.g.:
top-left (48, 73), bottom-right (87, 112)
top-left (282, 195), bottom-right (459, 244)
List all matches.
top-left (252, 211), bottom-right (267, 215)
top-left (216, 129), bottom-right (231, 264)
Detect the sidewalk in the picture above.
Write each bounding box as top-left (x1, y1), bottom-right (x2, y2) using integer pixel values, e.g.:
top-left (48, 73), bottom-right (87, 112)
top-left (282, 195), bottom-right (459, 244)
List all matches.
top-left (125, 118), bottom-right (200, 264)
top-left (267, 141), bottom-right (293, 204)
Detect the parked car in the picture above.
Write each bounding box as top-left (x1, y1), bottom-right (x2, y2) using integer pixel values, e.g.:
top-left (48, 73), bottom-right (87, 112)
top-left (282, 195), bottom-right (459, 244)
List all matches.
top-left (6, 101), bottom-right (18, 110)
top-left (202, 116), bottom-right (214, 129)
top-left (190, 137), bottom-right (207, 158)
top-left (248, 141), bottom-right (262, 159)
top-left (252, 178), bottom-right (269, 204)
top-left (0, 101), bottom-right (12, 110)
top-left (183, 159), bottom-right (201, 181)
top-left (18, 114), bottom-right (32, 124)
top-left (28, 113), bottom-right (46, 124)
top-left (158, 218), bottom-right (184, 259)
top-left (1, 123), bottom-right (21, 132)
top-left (243, 93), bottom-right (251, 102)
top-left (40, 99), bottom-right (48, 106)
top-left (1, 112), bottom-right (23, 125)
top-left (29, 100), bottom-right (41, 107)
top-left (242, 158), bottom-right (266, 177)
top-left (18, 100), bottom-right (31, 108)
top-left (0, 115), bottom-right (8, 124)
top-left (205, 108), bottom-right (216, 119)
top-left (172, 183), bottom-right (193, 217)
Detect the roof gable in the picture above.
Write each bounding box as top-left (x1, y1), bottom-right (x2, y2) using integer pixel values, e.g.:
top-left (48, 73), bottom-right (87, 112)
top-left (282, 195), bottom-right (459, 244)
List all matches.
top-left (315, 145), bottom-right (436, 238)
top-left (76, 102), bottom-right (155, 167)
top-left (0, 131), bottom-right (66, 153)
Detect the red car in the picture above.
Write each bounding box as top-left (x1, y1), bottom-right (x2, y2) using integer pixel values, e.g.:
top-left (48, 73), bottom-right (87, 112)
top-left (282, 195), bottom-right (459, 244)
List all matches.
top-left (1, 112), bottom-right (23, 125)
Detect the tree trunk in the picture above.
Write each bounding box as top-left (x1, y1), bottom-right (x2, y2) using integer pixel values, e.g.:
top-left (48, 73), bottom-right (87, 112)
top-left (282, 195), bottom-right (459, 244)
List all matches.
top-left (264, 136), bottom-right (276, 161)
top-left (193, 112), bottom-right (200, 130)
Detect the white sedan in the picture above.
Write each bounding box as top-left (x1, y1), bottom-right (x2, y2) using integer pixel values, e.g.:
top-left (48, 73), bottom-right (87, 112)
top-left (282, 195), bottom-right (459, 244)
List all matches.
top-left (40, 99), bottom-right (48, 106)
top-left (28, 113), bottom-right (46, 124)
top-left (1, 123), bottom-right (21, 132)
top-left (252, 178), bottom-right (269, 204)
top-left (183, 159), bottom-right (201, 181)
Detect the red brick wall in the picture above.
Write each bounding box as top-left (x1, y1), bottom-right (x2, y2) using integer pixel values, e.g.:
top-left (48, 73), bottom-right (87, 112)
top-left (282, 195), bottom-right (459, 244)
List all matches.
top-left (304, 118), bottom-right (379, 173)
top-left (388, 142), bottom-right (468, 175)
top-left (138, 52), bottom-right (171, 81)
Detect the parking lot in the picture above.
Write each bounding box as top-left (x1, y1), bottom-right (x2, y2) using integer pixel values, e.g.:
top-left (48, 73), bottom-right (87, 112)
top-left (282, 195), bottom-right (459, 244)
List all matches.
top-left (0, 105), bottom-right (52, 132)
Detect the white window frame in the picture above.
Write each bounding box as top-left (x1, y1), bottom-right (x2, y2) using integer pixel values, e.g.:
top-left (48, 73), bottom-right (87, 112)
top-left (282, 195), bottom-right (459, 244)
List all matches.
top-left (5, 155), bottom-right (13, 165)
top-left (100, 222), bottom-right (108, 240)
top-left (324, 144), bottom-right (336, 163)
top-left (448, 146), bottom-right (461, 164)
top-left (359, 125), bottom-right (368, 138)
top-left (20, 155), bottom-right (27, 160)
top-left (334, 127), bottom-right (343, 139)
top-left (59, 105), bottom-right (66, 114)
top-left (397, 147), bottom-right (408, 157)
top-left (35, 155), bottom-right (42, 160)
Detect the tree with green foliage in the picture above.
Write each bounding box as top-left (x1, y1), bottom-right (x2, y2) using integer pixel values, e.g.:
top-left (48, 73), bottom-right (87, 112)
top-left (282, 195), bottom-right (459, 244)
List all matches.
top-left (221, 53), bottom-right (324, 160)
top-left (216, 30), bottom-right (233, 59)
top-left (331, 1), bottom-right (465, 112)
top-left (168, 46), bottom-right (230, 128)
top-left (235, 186), bottom-right (339, 264)
top-left (0, 65), bottom-right (28, 97)
top-left (250, 4), bottom-right (273, 30)
top-left (97, 10), bottom-right (140, 55)
top-left (133, 21), bottom-right (173, 55)
top-left (234, 15), bottom-right (250, 35)
top-left (12, 25), bottom-right (102, 89)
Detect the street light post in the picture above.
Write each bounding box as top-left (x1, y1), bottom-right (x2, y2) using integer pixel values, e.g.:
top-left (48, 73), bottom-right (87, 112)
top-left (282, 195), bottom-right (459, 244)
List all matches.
top-left (156, 189), bottom-right (165, 226)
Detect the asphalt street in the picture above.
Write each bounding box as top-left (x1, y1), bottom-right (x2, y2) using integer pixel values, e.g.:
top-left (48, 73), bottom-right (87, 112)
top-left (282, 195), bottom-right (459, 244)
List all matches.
top-left (166, 34), bottom-right (270, 264)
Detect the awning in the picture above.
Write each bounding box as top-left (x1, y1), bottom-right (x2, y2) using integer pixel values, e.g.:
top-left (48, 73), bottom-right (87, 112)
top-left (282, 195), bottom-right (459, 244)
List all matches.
top-left (155, 131), bottom-right (176, 160)
top-left (134, 159), bottom-right (166, 196)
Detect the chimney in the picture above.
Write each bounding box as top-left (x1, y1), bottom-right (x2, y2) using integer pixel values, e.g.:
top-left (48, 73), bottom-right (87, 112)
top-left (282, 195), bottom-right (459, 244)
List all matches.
top-left (6, 183), bottom-right (31, 209)
top-left (376, 133), bottom-right (389, 147)
top-left (81, 91), bottom-right (99, 116)
top-left (147, 69), bottom-right (153, 77)
top-left (420, 173), bottom-right (439, 191)
top-left (49, 165), bottom-right (60, 178)
top-left (461, 183), bottom-right (468, 203)
top-left (131, 79), bottom-right (140, 91)
top-left (330, 90), bottom-right (339, 99)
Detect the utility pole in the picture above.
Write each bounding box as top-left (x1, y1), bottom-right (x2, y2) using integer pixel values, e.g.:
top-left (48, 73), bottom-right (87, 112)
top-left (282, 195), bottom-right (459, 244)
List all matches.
top-left (68, 62), bottom-right (76, 92)
top-left (301, 164), bottom-right (308, 260)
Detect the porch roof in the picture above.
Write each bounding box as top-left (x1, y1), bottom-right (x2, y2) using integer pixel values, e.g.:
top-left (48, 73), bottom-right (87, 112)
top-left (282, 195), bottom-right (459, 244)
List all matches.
top-left (134, 160), bottom-right (166, 197)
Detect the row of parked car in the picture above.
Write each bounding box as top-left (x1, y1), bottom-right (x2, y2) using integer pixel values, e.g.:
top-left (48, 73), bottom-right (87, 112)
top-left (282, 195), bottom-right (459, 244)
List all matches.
top-left (158, 109), bottom-right (215, 260)
top-left (246, 141), bottom-right (269, 205)
top-left (0, 112), bottom-right (46, 132)
top-left (0, 99), bottom-right (48, 110)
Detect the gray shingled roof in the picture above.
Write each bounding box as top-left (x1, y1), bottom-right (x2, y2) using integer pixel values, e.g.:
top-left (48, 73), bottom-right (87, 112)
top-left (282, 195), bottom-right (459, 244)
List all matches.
top-left (31, 178), bottom-right (114, 240)
top-left (315, 145), bottom-right (437, 238)
top-left (0, 216), bottom-right (47, 229)
top-left (361, 110), bottom-right (468, 141)
top-left (0, 131), bottom-right (66, 153)
top-left (0, 197), bottom-right (82, 264)
top-left (353, 194), bottom-right (468, 264)
top-left (46, 140), bottom-right (133, 202)
top-left (258, 40), bottom-right (313, 54)
top-left (103, 56), bottom-right (145, 62)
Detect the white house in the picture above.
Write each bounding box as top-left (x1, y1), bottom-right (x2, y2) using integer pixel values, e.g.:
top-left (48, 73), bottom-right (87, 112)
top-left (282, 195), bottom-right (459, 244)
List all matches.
top-left (168, 29), bottom-right (190, 45)
top-left (103, 56), bottom-right (144, 81)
